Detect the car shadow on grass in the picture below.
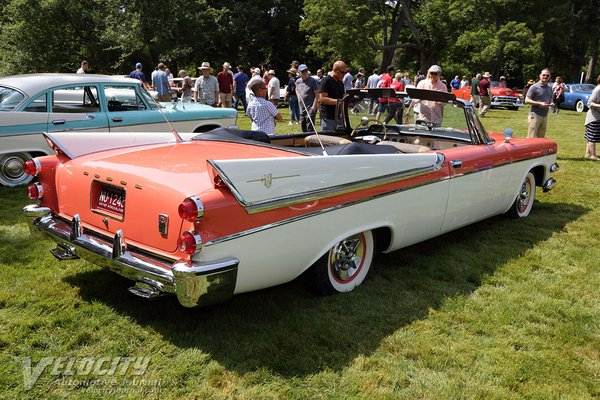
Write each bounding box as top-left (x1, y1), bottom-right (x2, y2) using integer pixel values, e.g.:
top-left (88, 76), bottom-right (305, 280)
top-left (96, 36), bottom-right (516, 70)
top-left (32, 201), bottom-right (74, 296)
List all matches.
top-left (63, 200), bottom-right (588, 377)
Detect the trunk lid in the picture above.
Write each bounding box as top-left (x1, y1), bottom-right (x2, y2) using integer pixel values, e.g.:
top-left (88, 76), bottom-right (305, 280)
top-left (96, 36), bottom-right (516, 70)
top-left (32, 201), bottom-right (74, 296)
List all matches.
top-left (55, 140), bottom-right (298, 253)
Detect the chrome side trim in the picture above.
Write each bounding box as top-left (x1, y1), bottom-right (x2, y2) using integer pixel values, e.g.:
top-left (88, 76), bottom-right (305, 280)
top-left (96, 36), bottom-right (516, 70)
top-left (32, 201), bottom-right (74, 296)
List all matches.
top-left (204, 174), bottom-right (448, 247)
top-left (22, 205), bottom-right (239, 308)
top-left (204, 153), bottom-right (554, 247)
top-left (209, 153), bottom-right (445, 214)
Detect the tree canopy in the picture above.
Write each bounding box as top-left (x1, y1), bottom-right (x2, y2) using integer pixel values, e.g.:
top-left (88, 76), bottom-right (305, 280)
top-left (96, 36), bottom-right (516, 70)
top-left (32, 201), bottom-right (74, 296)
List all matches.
top-left (0, 0), bottom-right (597, 84)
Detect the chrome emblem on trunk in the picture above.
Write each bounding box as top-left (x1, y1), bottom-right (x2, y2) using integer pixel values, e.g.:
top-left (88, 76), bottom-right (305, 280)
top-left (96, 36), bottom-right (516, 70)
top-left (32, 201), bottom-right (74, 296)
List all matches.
top-left (158, 214), bottom-right (169, 235)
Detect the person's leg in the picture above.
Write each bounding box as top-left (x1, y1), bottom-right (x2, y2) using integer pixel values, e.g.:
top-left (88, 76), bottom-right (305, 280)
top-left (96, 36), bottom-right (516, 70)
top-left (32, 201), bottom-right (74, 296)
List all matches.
top-left (384, 103), bottom-right (398, 124)
top-left (527, 112), bottom-right (537, 138)
top-left (536, 116), bottom-right (547, 138)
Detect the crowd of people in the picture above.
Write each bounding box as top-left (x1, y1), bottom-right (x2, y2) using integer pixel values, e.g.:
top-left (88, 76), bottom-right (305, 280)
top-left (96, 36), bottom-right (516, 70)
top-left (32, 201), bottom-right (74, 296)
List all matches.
top-left (76, 59), bottom-right (600, 160)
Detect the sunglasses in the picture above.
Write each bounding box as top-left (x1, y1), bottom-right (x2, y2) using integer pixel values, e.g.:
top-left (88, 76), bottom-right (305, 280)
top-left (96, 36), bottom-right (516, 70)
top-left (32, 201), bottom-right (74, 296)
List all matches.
top-left (430, 72), bottom-right (439, 75)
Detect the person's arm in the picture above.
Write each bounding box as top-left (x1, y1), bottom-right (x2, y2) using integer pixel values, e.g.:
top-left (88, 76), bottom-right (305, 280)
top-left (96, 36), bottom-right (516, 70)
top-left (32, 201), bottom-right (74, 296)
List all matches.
top-left (525, 92), bottom-right (552, 109)
top-left (194, 81), bottom-right (199, 102)
top-left (319, 92), bottom-right (338, 106)
top-left (312, 88), bottom-right (319, 112)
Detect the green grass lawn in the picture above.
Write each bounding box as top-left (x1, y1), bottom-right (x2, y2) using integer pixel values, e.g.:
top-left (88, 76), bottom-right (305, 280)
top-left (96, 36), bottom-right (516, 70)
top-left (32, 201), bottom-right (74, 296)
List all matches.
top-left (1, 107), bottom-right (599, 399)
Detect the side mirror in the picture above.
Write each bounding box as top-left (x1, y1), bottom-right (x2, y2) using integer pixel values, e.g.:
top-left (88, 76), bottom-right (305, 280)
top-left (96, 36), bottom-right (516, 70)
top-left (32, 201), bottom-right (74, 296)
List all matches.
top-left (503, 128), bottom-right (513, 143)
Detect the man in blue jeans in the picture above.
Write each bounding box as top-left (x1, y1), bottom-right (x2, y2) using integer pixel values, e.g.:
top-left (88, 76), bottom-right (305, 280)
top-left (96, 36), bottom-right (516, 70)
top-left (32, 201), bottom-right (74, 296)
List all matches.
top-left (233, 65), bottom-right (249, 112)
top-left (319, 61), bottom-right (347, 131)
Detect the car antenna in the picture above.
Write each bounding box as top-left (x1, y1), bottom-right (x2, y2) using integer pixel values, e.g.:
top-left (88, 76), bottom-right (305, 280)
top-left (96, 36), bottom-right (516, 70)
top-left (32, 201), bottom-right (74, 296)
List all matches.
top-left (297, 92), bottom-right (328, 156)
top-left (148, 86), bottom-right (183, 143)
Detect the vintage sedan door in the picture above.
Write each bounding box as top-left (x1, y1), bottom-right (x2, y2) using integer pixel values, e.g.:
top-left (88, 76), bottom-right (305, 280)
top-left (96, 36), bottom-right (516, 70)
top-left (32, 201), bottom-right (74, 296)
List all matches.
top-left (46, 85), bottom-right (109, 133)
top-left (440, 142), bottom-right (512, 232)
top-left (102, 84), bottom-right (171, 132)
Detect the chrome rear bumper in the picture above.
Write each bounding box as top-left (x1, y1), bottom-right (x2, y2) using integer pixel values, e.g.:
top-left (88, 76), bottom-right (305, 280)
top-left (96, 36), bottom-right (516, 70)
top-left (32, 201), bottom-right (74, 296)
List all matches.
top-left (22, 204), bottom-right (238, 308)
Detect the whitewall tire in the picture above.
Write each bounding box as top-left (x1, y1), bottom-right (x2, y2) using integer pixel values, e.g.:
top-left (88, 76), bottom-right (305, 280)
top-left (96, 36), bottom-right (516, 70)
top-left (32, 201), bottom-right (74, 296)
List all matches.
top-left (308, 230), bottom-right (375, 295)
top-left (0, 152), bottom-right (33, 187)
top-left (507, 172), bottom-right (536, 218)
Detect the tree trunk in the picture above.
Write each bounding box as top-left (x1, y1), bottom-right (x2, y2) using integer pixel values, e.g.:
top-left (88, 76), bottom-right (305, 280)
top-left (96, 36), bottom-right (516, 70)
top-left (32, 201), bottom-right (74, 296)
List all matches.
top-left (585, 37), bottom-right (598, 83)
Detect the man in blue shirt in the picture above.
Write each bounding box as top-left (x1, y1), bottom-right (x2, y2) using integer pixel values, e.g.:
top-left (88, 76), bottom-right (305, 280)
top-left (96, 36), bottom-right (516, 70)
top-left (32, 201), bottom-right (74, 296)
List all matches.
top-left (450, 75), bottom-right (461, 90)
top-left (233, 65), bottom-right (249, 112)
top-left (130, 63), bottom-right (149, 89)
top-left (152, 63), bottom-right (171, 102)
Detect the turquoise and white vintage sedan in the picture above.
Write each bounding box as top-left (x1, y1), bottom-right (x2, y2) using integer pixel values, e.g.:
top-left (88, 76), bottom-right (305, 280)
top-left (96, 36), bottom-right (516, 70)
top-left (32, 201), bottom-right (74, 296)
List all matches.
top-left (0, 74), bottom-right (237, 186)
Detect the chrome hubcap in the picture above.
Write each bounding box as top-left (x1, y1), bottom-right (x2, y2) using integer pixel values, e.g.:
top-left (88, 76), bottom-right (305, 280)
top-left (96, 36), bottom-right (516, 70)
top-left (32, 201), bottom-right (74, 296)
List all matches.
top-left (518, 179), bottom-right (531, 212)
top-left (1, 156), bottom-right (25, 181)
top-left (330, 234), bottom-right (365, 282)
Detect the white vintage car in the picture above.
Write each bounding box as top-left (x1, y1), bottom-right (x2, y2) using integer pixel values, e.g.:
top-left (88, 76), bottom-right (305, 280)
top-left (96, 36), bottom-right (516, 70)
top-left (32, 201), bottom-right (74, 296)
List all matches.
top-left (0, 74), bottom-right (237, 186)
top-left (22, 88), bottom-right (558, 308)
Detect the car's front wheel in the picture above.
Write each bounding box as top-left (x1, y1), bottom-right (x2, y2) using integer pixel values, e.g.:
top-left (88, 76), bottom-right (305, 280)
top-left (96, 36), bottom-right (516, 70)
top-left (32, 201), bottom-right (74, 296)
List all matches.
top-left (307, 230), bottom-right (375, 295)
top-left (0, 152), bottom-right (33, 187)
top-left (576, 100), bottom-right (585, 113)
top-left (506, 172), bottom-right (536, 218)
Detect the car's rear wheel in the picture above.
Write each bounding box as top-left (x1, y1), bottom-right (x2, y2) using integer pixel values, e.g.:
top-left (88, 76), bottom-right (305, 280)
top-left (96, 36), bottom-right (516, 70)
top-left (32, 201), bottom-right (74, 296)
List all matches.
top-left (576, 100), bottom-right (585, 113)
top-left (307, 230), bottom-right (375, 295)
top-left (507, 172), bottom-right (536, 218)
top-left (0, 152), bottom-right (33, 187)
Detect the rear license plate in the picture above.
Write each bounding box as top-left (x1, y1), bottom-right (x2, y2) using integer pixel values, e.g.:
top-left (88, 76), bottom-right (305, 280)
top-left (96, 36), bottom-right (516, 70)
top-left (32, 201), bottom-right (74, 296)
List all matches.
top-left (97, 185), bottom-right (125, 216)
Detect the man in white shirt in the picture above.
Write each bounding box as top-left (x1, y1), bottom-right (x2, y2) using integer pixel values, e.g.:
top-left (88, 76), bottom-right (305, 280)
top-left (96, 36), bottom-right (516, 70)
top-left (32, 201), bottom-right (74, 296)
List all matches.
top-left (267, 70), bottom-right (280, 106)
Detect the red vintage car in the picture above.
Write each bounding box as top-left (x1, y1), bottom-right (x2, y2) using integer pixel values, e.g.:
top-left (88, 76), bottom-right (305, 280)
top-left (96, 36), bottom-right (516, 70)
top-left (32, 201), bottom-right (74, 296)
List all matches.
top-left (23, 88), bottom-right (558, 307)
top-left (453, 81), bottom-right (524, 110)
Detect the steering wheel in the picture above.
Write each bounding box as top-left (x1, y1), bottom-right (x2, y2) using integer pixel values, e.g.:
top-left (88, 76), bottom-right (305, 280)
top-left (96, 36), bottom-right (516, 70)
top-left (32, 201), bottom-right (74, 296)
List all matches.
top-left (350, 116), bottom-right (388, 140)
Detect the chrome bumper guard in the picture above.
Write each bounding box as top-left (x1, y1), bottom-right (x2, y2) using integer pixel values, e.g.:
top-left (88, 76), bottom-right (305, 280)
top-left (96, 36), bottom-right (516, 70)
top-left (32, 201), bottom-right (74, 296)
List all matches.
top-left (22, 204), bottom-right (238, 308)
top-left (542, 177), bottom-right (557, 192)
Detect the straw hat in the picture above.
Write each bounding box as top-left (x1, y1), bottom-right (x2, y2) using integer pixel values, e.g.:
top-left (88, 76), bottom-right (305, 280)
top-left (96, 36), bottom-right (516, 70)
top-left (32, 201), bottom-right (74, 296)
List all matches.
top-left (482, 72), bottom-right (491, 78)
top-left (198, 62), bottom-right (213, 71)
top-left (267, 70), bottom-right (276, 76)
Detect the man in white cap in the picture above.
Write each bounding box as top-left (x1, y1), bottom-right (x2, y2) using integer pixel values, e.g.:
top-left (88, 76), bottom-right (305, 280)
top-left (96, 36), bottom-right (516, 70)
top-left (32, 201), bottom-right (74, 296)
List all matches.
top-left (295, 64), bottom-right (320, 132)
top-left (217, 62), bottom-right (234, 108)
top-left (246, 68), bottom-right (263, 104)
top-left (406, 64), bottom-right (447, 127)
top-left (194, 62), bottom-right (219, 106)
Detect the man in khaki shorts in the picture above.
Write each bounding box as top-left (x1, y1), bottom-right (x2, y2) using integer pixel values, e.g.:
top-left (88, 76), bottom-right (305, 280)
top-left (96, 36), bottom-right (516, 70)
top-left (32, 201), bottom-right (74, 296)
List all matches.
top-left (217, 62), bottom-right (234, 108)
top-left (525, 68), bottom-right (554, 138)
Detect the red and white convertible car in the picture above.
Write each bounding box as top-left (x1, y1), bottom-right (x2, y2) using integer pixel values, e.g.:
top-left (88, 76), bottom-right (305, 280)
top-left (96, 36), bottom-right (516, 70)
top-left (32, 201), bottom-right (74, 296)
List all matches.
top-left (23, 88), bottom-right (558, 307)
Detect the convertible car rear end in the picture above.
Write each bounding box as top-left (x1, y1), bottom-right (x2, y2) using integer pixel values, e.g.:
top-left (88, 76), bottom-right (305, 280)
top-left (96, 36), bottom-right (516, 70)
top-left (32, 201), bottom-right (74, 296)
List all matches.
top-left (22, 89), bottom-right (558, 307)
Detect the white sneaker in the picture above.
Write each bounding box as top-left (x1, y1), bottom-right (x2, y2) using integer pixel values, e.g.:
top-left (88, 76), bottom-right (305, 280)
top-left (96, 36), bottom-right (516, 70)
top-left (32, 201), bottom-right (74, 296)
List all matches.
top-left (288, 121), bottom-right (293, 125)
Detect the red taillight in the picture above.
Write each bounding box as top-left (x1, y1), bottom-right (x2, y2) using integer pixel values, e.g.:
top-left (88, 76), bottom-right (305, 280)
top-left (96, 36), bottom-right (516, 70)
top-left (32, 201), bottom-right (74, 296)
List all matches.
top-left (177, 231), bottom-right (202, 255)
top-left (23, 159), bottom-right (41, 176)
top-left (27, 184), bottom-right (44, 200)
top-left (178, 196), bottom-right (204, 222)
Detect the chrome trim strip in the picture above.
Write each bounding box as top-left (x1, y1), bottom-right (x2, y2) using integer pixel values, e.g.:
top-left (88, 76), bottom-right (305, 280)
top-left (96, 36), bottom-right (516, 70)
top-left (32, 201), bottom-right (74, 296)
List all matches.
top-left (204, 152), bottom-right (555, 247)
top-left (205, 173), bottom-right (448, 247)
top-left (209, 153), bottom-right (445, 214)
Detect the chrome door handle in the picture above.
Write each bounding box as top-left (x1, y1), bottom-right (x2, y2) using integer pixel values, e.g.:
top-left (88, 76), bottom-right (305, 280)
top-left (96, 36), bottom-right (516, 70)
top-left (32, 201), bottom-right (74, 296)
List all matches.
top-left (451, 160), bottom-right (462, 170)
top-left (52, 119), bottom-right (66, 125)
top-left (112, 117), bottom-right (123, 122)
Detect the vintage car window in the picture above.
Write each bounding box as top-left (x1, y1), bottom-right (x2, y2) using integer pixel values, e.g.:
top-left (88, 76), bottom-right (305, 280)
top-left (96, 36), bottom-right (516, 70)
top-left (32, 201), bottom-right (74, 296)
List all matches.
top-left (0, 86), bottom-right (25, 111)
top-left (576, 84), bottom-right (595, 92)
top-left (137, 85), bottom-right (160, 110)
top-left (52, 86), bottom-right (100, 113)
top-left (104, 85), bottom-right (148, 112)
top-left (22, 93), bottom-right (48, 112)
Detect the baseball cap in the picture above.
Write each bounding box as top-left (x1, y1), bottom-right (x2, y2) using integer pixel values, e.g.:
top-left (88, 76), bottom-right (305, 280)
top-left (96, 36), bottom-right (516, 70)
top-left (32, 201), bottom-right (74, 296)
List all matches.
top-left (135, 62), bottom-right (143, 68)
top-left (298, 64), bottom-right (308, 72)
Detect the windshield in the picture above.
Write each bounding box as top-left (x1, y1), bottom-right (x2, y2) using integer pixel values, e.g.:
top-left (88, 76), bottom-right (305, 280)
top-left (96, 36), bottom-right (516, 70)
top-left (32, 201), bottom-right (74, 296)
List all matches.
top-left (0, 86), bottom-right (26, 111)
